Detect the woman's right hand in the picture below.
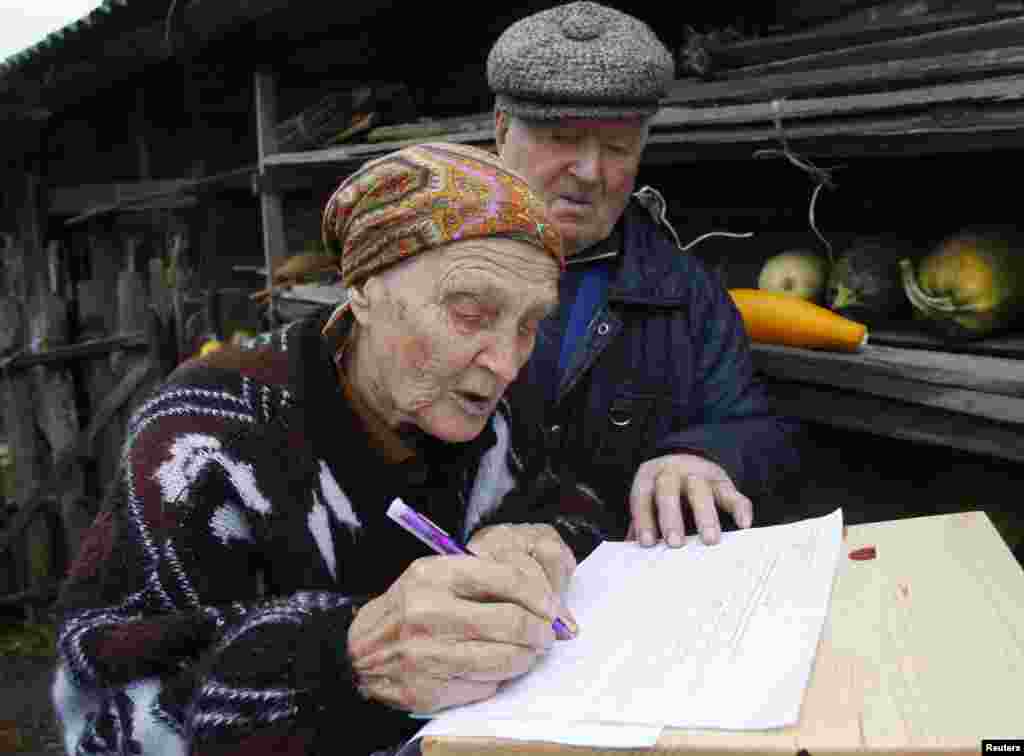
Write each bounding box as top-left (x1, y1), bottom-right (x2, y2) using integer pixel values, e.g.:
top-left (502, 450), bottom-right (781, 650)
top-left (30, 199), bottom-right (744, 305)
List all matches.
top-left (346, 554), bottom-right (567, 713)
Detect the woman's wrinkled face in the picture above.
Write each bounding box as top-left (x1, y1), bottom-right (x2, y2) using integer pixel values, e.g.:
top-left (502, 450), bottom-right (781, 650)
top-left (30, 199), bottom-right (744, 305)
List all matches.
top-left (349, 238), bottom-right (560, 443)
top-left (496, 112), bottom-right (647, 256)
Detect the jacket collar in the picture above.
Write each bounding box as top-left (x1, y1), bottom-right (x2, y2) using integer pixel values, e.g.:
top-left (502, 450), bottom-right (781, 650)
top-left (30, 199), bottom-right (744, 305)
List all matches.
top-left (605, 201), bottom-right (694, 308)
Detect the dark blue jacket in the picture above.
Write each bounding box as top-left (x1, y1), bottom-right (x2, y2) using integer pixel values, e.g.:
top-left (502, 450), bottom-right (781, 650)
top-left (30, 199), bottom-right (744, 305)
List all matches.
top-left (508, 194), bottom-right (802, 535)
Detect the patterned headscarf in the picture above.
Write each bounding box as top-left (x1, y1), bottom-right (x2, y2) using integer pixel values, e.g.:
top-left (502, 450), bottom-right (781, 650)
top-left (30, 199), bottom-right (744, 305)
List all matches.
top-left (322, 142), bottom-right (564, 289)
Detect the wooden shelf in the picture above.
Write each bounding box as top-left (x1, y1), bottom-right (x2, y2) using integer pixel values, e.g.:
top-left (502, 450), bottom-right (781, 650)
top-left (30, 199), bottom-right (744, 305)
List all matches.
top-left (260, 129), bottom-right (495, 191)
top-left (751, 341), bottom-right (1024, 426)
top-left (262, 111), bottom-right (1024, 189)
top-left (763, 377), bottom-right (1024, 463)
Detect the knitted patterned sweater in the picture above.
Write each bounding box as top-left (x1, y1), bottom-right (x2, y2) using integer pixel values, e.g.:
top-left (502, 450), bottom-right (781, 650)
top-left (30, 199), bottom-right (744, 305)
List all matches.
top-left (53, 312), bottom-right (609, 756)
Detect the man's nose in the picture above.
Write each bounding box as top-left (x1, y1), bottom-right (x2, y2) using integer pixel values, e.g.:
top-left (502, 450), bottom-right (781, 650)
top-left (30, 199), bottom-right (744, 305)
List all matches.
top-left (570, 140), bottom-right (601, 183)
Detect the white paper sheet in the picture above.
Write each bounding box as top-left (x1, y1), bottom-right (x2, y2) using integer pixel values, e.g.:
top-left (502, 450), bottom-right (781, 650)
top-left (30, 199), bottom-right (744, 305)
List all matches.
top-left (415, 508), bottom-right (843, 747)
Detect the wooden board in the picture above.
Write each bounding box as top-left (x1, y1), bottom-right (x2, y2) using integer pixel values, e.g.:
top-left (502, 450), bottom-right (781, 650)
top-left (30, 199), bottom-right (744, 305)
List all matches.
top-left (425, 512), bottom-right (1024, 755)
top-left (719, 13), bottom-right (1024, 76)
top-left (749, 343), bottom-right (1024, 423)
top-left (666, 46), bottom-right (1024, 107)
top-left (656, 74), bottom-right (1024, 129)
top-left (710, 10), bottom-right (1024, 72)
top-left (642, 101), bottom-right (1024, 161)
top-left (763, 379), bottom-right (1024, 462)
top-left (255, 70), bottom-right (288, 328)
top-left (869, 325), bottom-right (1024, 359)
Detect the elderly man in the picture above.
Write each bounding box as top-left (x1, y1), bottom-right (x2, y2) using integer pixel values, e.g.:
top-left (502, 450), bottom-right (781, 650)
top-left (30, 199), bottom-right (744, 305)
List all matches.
top-left (489, 2), bottom-right (801, 548)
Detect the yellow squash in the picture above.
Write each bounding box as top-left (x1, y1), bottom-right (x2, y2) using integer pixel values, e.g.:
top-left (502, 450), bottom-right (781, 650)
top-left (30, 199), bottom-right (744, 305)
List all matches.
top-left (729, 288), bottom-right (868, 352)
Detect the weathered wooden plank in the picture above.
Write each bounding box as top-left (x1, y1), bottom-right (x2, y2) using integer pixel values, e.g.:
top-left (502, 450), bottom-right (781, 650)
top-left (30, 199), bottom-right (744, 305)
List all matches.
top-left (762, 362), bottom-right (1024, 424)
top-left (641, 101), bottom-right (1024, 161)
top-left (723, 13), bottom-right (1024, 77)
top-left (870, 325), bottom-right (1024, 358)
top-left (665, 46), bottom-right (1024, 107)
top-left (753, 345), bottom-right (1024, 424)
top-left (62, 167), bottom-right (255, 226)
top-left (255, 70), bottom-right (287, 328)
top-left (763, 379), bottom-right (1024, 463)
top-left (751, 342), bottom-right (1024, 397)
top-left (50, 179), bottom-right (194, 216)
top-left (655, 75), bottom-right (1024, 129)
top-left (262, 129), bottom-right (495, 169)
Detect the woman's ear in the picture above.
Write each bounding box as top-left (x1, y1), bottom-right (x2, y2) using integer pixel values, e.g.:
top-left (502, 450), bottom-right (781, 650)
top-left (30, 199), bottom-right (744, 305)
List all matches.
top-left (347, 281), bottom-right (372, 325)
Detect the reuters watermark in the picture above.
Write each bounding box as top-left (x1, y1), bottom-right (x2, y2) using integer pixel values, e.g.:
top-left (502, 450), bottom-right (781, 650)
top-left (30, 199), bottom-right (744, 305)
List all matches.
top-left (983, 741), bottom-right (1024, 753)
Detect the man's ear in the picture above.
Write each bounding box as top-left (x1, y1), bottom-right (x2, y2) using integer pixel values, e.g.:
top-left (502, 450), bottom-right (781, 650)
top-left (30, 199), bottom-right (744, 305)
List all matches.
top-left (494, 109), bottom-right (509, 158)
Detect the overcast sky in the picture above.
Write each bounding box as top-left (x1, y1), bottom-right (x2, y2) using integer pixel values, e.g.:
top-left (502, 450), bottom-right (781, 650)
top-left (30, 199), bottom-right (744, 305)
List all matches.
top-left (0, 1), bottom-right (102, 62)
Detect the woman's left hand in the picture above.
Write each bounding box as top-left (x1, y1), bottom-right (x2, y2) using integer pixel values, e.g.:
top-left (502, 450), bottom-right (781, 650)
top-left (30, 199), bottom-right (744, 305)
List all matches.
top-left (468, 523), bottom-right (578, 631)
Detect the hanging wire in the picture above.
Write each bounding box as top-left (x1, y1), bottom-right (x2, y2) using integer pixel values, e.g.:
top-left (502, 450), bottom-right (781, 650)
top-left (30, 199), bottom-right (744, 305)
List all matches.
top-left (753, 99), bottom-right (844, 263)
top-left (633, 185), bottom-right (754, 253)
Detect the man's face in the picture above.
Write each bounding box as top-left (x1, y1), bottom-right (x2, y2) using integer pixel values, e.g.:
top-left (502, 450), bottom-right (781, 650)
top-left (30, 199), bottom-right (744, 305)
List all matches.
top-left (496, 112), bottom-right (647, 255)
top-left (350, 238), bottom-right (560, 443)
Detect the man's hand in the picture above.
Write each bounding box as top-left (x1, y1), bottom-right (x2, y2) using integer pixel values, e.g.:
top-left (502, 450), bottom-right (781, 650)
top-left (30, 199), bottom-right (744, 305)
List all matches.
top-left (347, 543), bottom-right (573, 713)
top-left (628, 453), bottom-right (752, 547)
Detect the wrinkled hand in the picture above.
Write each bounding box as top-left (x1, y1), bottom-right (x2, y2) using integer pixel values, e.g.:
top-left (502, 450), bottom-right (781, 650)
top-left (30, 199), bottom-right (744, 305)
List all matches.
top-left (628, 453), bottom-right (753, 547)
top-left (347, 548), bottom-right (573, 714)
top-left (468, 523), bottom-right (578, 607)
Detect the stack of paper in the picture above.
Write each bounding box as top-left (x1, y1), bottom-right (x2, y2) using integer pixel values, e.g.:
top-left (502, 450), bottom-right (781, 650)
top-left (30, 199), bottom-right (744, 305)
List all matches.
top-left (417, 508), bottom-right (844, 749)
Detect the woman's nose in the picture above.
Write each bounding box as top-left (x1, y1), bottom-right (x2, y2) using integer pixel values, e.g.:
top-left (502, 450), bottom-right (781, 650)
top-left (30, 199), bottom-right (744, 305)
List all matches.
top-left (477, 330), bottom-right (524, 384)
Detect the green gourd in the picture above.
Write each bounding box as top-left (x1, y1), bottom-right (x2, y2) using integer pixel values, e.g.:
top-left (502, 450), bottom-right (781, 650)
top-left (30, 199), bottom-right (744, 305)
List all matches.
top-left (900, 228), bottom-right (1024, 341)
top-left (826, 237), bottom-right (912, 326)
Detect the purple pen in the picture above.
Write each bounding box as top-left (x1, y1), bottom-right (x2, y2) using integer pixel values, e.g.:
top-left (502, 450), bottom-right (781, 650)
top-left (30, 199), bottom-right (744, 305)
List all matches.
top-left (386, 497), bottom-right (574, 639)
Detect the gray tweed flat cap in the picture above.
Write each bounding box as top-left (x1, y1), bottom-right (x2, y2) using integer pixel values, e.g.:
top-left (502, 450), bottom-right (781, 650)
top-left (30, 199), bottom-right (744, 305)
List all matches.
top-left (487, 2), bottom-right (675, 120)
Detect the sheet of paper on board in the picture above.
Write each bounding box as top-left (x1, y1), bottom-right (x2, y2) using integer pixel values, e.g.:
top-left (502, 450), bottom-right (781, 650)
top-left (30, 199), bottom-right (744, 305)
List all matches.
top-left (416, 508), bottom-right (844, 748)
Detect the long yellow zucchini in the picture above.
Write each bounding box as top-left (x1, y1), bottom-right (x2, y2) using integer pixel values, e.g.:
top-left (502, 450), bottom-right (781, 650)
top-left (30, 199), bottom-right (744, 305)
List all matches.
top-left (729, 288), bottom-right (868, 352)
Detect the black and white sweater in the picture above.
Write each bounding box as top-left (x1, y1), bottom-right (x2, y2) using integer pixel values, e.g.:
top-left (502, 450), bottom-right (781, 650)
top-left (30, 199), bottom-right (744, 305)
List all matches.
top-left (53, 312), bottom-right (609, 756)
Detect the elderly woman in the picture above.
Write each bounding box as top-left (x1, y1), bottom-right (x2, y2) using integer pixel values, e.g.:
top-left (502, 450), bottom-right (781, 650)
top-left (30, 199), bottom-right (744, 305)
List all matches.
top-left (52, 143), bottom-right (610, 756)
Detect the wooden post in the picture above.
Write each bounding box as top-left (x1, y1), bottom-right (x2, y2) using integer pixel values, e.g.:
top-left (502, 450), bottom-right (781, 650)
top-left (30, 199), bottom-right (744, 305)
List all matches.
top-left (254, 70), bottom-right (287, 329)
top-left (2, 173), bottom-right (53, 609)
top-left (167, 218), bottom-right (194, 361)
top-left (78, 230), bottom-right (121, 506)
top-left (29, 265), bottom-right (86, 569)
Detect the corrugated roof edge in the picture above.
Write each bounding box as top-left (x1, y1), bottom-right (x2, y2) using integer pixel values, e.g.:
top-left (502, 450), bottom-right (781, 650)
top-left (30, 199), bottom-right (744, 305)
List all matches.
top-left (0, 0), bottom-right (130, 73)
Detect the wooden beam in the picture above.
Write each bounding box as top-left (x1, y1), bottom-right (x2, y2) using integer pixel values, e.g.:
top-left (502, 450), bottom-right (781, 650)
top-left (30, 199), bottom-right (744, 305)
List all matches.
top-left (642, 101), bottom-right (1024, 161)
top-left (753, 342), bottom-right (1024, 397)
top-left (708, 11), bottom-right (1024, 73)
top-left (665, 46), bottom-right (1024, 107)
top-left (751, 347), bottom-right (1024, 425)
top-left (764, 379), bottom-right (1024, 464)
top-left (0, 333), bottom-right (148, 373)
top-left (255, 70), bottom-right (289, 329)
top-left (60, 167), bottom-right (254, 226)
top-left (50, 179), bottom-right (195, 216)
top-left (655, 75), bottom-right (1024, 129)
top-left (723, 13), bottom-right (1024, 77)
